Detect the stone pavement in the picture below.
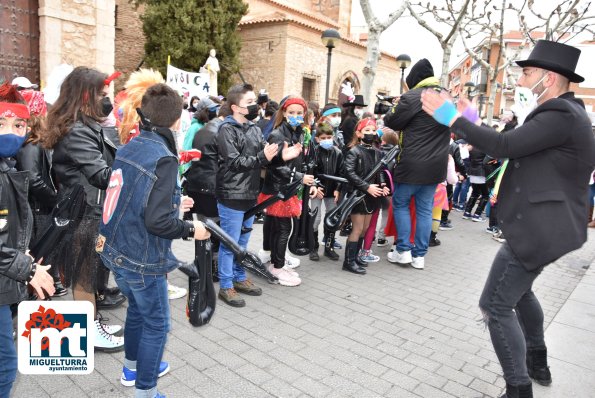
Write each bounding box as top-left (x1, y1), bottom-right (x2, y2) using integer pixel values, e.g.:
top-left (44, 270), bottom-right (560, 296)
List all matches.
top-left (13, 216), bottom-right (595, 398)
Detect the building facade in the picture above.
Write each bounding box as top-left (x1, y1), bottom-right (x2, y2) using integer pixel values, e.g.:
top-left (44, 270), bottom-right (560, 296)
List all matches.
top-left (448, 31), bottom-right (595, 118)
top-left (1, 0), bottom-right (115, 88)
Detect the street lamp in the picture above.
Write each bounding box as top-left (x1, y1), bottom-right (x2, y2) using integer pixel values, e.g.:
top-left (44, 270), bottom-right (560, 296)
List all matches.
top-left (321, 29), bottom-right (341, 104)
top-left (396, 54), bottom-right (411, 94)
top-left (464, 81), bottom-right (475, 98)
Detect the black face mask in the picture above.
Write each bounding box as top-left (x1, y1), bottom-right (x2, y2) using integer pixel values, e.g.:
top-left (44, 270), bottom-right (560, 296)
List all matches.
top-left (362, 134), bottom-right (376, 145)
top-left (244, 104), bottom-right (259, 121)
top-left (208, 110), bottom-right (218, 120)
top-left (101, 97), bottom-right (113, 117)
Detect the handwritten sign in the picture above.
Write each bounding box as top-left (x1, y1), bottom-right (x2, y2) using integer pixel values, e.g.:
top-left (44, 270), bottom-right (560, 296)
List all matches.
top-left (166, 64), bottom-right (211, 99)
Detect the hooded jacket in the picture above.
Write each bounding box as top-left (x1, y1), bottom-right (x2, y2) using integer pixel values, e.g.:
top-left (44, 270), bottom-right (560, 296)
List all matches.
top-left (384, 59), bottom-right (450, 185)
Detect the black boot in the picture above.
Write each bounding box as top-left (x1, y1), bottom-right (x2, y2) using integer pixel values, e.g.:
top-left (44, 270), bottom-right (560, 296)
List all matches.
top-left (212, 253), bottom-right (220, 283)
top-left (355, 237), bottom-right (368, 267)
top-left (49, 261), bottom-right (68, 297)
top-left (527, 346), bottom-right (552, 386)
top-left (340, 219), bottom-right (352, 236)
top-left (499, 382), bottom-right (533, 398)
top-left (96, 264), bottom-right (126, 309)
top-left (429, 231), bottom-right (441, 247)
top-left (463, 195), bottom-right (478, 218)
top-left (310, 230), bottom-right (320, 261)
top-left (323, 231), bottom-right (340, 261)
top-left (342, 241), bottom-right (366, 274)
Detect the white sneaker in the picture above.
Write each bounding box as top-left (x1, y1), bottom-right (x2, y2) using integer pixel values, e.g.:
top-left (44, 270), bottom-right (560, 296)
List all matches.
top-left (411, 256), bottom-right (425, 269)
top-left (167, 283), bottom-right (187, 300)
top-left (258, 249), bottom-right (271, 264)
top-left (285, 253), bottom-right (300, 268)
top-left (282, 263), bottom-right (299, 277)
top-left (269, 266), bottom-right (301, 287)
top-left (94, 319), bottom-right (124, 352)
top-left (102, 323), bottom-right (122, 335)
top-left (387, 248), bottom-right (412, 264)
top-left (360, 250), bottom-right (380, 263)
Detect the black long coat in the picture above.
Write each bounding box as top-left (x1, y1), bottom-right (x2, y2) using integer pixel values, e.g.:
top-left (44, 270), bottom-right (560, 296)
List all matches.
top-left (451, 92), bottom-right (595, 270)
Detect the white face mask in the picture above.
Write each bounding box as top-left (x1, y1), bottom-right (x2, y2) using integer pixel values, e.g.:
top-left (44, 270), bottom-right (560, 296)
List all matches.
top-left (354, 109), bottom-right (364, 119)
top-left (328, 116), bottom-right (341, 128)
top-left (511, 73), bottom-right (548, 126)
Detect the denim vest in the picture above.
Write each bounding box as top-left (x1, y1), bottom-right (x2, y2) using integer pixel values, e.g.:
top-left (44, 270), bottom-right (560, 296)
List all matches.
top-left (98, 130), bottom-right (182, 274)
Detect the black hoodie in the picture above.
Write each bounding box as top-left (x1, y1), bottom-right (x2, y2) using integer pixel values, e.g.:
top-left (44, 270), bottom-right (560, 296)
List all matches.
top-left (406, 59), bottom-right (434, 90)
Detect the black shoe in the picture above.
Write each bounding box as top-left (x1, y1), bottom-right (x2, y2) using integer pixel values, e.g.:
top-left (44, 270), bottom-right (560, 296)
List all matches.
top-left (342, 241), bottom-right (366, 274)
top-left (104, 286), bottom-right (121, 296)
top-left (323, 232), bottom-right (340, 261)
top-left (52, 281), bottom-right (68, 297)
top-left (96, 292), bottom-right (126, 309)
top-left (499, 382), bottom-right (533, 398)
top-left (429, 231), bottom-right (441, 247)
top-left (309, 250), bottom-right (319, 261)
top-left (527, 347), bottom-right (552, 386)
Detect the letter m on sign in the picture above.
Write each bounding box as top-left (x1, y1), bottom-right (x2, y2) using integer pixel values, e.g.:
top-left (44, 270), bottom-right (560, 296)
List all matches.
top-left (30, 325), bottom-right (87, 357)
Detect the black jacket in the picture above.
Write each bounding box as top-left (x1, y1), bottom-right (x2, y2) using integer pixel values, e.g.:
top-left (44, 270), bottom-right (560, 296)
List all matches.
top-left (313, 144), bottom-right (343, 197)
top-left (449, 141), bottom-right (467, 177)
top-left (185, 118), bottom-right (223, 196)
top-left (52, 120), bottom-right (116, 217)
top-left (384, 87), bottom-right (450, 185)
top-left (16, 142), bottom-right (57, 213)
top-left (0, 159), bottom-right (34, 306)
top-left (467, 147), bottom-right (487, 178)
top-left (343, 144), bottom-right (386, 193)
top-left (339, 115), bottom-right (358, 149)
top-left (451, 92), bottom-right (595, 270)
top-left (216, 116), bottom-right (270, 203)
top-left (262, 122), bottom-right (305, 195)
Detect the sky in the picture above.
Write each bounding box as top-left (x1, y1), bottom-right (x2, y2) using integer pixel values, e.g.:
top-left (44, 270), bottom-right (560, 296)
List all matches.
top-left (350, 0), bottom-right (595, 86)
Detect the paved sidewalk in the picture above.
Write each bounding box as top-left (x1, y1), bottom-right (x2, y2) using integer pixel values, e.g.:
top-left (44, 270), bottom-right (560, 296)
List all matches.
top-left (12, 215), bottom-right (595, 398)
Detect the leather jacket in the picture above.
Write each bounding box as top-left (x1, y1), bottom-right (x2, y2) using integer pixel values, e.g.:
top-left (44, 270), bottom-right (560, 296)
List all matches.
top-left (16, 142), bottom-right (57, 213)
top-left (185, 118), bottom-right (223, 196)
top-left (343, 144), bottom-right (386, 193)
top-left (313, 144), bottom-right (343, 197)
top-left (216, 116), bottom-right (270, 201)
top-left (0, 158), bottom-right (34, 306)
top-left (262, 122), bottom-right (305, 195)
top-left (52, 120), bottom-right (116, 217)
top-left (449, 141), bottom-right (467, 177)
top-left (467, 147), bottom-right (487, 178)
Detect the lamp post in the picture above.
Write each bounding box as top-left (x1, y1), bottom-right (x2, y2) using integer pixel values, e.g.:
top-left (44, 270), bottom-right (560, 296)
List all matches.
top-left (464, 81), bottom-right (475, 98)
top-left (396, 54), bottom-right (411, 94)
top-left (321, 29), bottom-right (341, 104)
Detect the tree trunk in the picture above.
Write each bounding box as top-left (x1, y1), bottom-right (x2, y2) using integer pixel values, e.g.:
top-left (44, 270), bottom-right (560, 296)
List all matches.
top-left (440, 40), bottom-right (452, 88)
top-left (361, 28), bottom-right (382, 111)
top-left (486, 78), bottom-right (499, 123)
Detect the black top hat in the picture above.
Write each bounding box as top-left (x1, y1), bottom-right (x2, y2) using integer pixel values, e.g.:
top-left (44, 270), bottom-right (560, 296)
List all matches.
top-left (343, 94), bottom-right (367, 107)
top-left (516, 40), bottom-right (584, 83)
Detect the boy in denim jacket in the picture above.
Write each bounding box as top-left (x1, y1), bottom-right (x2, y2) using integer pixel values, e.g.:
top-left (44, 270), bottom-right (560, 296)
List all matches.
top-left (98, 83), bottom-right (209, 398)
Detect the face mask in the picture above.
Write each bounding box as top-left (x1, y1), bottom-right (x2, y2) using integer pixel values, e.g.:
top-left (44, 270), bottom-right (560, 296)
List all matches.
top-left (511, 74), bottom-right (548, 126)
top-left (101, 97), bottom-right (113, 117)
top-left (192, 102), bottom-right (199, 108)
top-left (354, 109), bottom-right (364, 119)
top-left (328, 117), bottom-right (341, 128)
top-left (244, 104), bottom-right (259, 121)
top-left (361, 134), bottom-right (376, 145)
top-left (0, 134), bottom-right (27, 158)
top-left (287, 115), bottom-right (304, 128)
top-left (319, 138), bottom-right (333, 150)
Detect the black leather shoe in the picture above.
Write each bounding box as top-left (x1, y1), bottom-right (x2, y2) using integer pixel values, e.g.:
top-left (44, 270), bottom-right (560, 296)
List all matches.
top-left (96, 292), bottom-right (126, 309)
top-left (104, 286), bottom-right (121, 296)
top-left (52, 284), bottom-right (68, 297)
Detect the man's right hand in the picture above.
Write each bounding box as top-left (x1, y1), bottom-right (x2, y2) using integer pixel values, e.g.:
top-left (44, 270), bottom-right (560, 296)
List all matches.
top-left (29, 264), bottom-right (55, 300)
top-left (193, 220), bottom-right (211, 240)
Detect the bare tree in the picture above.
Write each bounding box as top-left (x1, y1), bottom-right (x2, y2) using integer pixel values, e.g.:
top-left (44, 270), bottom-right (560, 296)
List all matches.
top-left (458, 0), bottom-right (530, 122)
top-left (407, 0), bottom-right (471, 86)
top-left (520, 0), bottom-right (595, 43)
top-left (360, 0), bottom-right (408, 108)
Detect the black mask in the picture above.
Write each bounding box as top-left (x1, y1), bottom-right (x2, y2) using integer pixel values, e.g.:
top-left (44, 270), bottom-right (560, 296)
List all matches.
top-left (101, 97), bottom-right (113, 117)
top-left (362, 134), bottom-right (376, 145)
top-left (244, 104), bottom-right (259, 121)
top-left (208, 110), bottom-right (218, 120)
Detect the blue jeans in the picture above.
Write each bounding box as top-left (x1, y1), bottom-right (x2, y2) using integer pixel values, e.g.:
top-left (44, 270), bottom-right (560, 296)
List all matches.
top-left (105, 264), bottom-right (170, 398)
top-left (217, 203), bottom-right (254, 289)
top-left (0, 305), bottom-right (17, 398)
top-left (453, 178), bottom-right (471, 207)
top-left (392, 183), bottom-right (436, 258)
top-left (479, 242), bottom-right (545, 386)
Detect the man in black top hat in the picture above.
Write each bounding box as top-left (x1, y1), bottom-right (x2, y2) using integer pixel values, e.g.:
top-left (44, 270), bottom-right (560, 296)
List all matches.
top-left (420, 40), bottom-right (595, 398)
